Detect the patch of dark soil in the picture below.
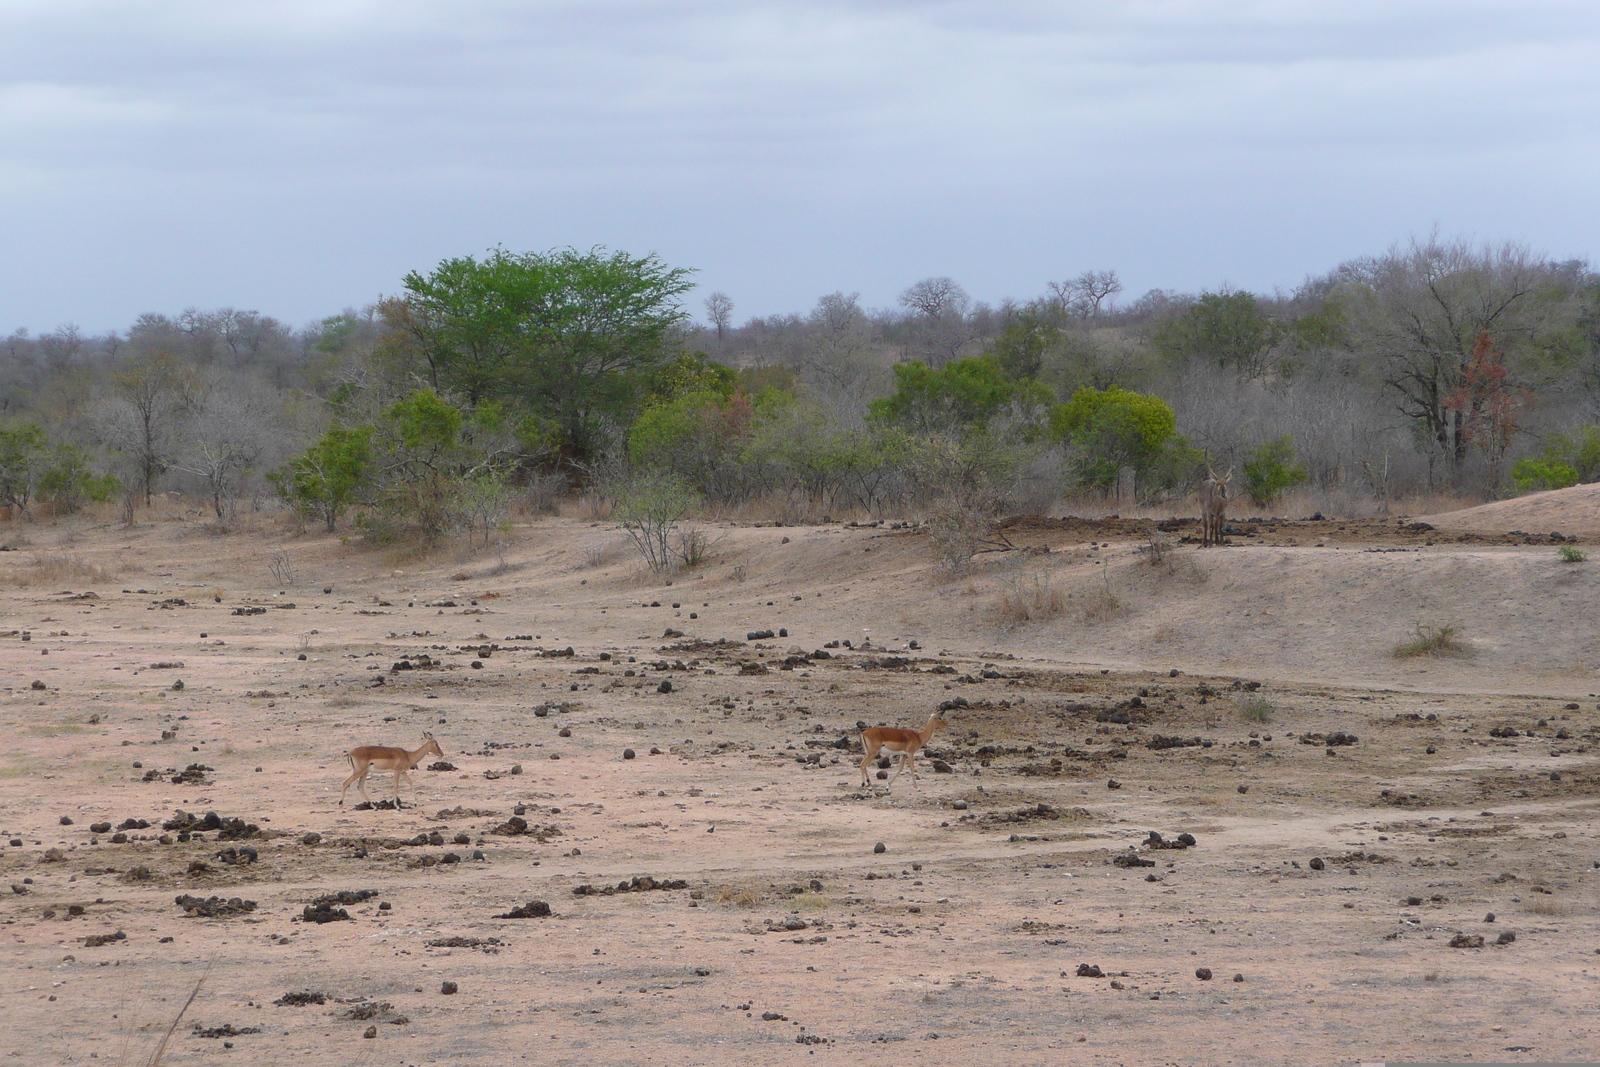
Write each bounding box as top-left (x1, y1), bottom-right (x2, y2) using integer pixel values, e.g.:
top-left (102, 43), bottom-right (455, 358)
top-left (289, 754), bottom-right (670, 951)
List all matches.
top-left (274, 991), bottom-right (328, 1006)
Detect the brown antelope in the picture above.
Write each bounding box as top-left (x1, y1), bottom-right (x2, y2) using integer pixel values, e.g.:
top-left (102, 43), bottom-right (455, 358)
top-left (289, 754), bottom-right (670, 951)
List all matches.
top-left (339, 733), bottom-right (444, 809)
top-left (859, 713), bottom-right (948, 790)
top-left (1200, 466), bottom-right (1232, 547)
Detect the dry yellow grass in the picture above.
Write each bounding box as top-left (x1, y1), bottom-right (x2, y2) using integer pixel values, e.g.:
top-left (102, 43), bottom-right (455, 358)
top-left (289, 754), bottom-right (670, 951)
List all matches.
top-left (5, 551), bottom-right (120, 587)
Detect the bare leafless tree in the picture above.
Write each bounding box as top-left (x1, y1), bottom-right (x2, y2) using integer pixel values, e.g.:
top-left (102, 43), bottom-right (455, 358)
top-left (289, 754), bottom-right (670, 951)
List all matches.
top-left (704, 292), bottom-right (733, 345)
top-left (899, 277), bottom-right (973, 367)
top-left (1050, 270), bottom-right (1123, 318)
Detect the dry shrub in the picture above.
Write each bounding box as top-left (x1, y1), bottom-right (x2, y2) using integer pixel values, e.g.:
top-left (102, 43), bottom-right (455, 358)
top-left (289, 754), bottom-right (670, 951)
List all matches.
top-left (928, 502), bottom-right (998, 574)
top-left (520, 470), bottom-right (569, 515)
top-left (1079, 571), bottom-right (1123, 624)
top-left (581, 538), bottom-right (622, 569)
top-left (1394, 622), bottom-right (1467, 658)
top-left (1526, 895), bottom-right (1569, 917)
top-left (994, 574), bottom-right (1066, 628)
top-left (328, 694), bottom-right (363, 708)
top-left (7, 552), bottom-right (119, 587)
top-left (1238, 696), bottom-right (1274, 723)
top-left (713, 885), bottom-right (763, 907)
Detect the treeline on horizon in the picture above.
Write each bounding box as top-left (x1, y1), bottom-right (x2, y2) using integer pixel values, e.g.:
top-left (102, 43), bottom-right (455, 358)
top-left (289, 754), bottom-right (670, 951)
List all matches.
top-left (2, 234), bottom-right (1598, 548)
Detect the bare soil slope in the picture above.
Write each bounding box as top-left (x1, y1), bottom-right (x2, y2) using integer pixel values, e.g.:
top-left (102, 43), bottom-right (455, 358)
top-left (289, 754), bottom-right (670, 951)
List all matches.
top-left (1423, 480), bottom-right (1600, 538)
top-left (0, 514), bottom-right (1596, 1066)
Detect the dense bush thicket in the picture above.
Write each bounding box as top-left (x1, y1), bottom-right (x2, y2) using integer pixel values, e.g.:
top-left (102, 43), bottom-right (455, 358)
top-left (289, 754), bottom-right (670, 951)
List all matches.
top-left (3, 235), bottom-right (1599, 538)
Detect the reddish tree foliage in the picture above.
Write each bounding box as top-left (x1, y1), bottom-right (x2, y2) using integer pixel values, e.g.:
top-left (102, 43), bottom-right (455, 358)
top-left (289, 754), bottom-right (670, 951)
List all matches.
top-left (1444, 331), bottom-right (1530, 483)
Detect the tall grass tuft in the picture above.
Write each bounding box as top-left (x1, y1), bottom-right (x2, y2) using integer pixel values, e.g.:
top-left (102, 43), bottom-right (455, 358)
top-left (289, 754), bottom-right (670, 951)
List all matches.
top-left (1394, 622), bottom-right (1466, 658)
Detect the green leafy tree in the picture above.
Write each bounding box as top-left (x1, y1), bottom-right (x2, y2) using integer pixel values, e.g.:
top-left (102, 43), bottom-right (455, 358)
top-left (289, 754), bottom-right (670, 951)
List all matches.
top-left (273, 426), bottom-right (373, 532)
top-left (392, 246), bottom-right (695, 460)
top-left (39, 445), bottom-right (119, 514)
top-left (0, 422), bottom-right (50, 516)
top-left (1152, 291), bottom-right (1282, 379)
top-left (986, 304), bottom-right (1065, 381)
top-left (870, 356), bottom-right (1051, 436)
top-left (1241, 435), bottom-right (1310, 506)
top-left (1050, 386), bottom-right (1189, 498)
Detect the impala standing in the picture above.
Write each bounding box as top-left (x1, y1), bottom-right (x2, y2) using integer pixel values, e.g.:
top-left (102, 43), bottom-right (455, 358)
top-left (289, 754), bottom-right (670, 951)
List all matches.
top-left (859, 713), bottom-right (948, 790)
top-left (339, 732), bottom-right (444, 809)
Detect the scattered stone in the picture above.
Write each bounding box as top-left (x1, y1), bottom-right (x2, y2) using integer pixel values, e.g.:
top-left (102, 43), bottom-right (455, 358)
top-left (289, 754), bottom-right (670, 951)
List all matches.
top-left (1195, 967), bottom-right (1213, 980)
top-left (1309, 857), bottom-right (1325, 871)
top-left (495, 900), bottom-right (551, 918)
top-left (1237, 784), bottom-right (1248, 794)
top-left (82, 930), bottom-right (127, 947)
top-left (440, 981), bottom-right (458, 995)
top-left (1107, 779), bottom-right (1121, 790)
top-left (363, 1026), bottom-right (377, 1039)
top-left (302, 832), bottom-right (322, 846)
top-left (1076, 963), bottom-right (1103, 977)
top-left (623, 748), bottom-right (636, 759)
top-left (59, 815), bottom-right (73, 826)
top-left (1233, 973), bottom-right (1244, 983)
top-left (572, 875), bottom-right (689, 895)
top-left (175, 894), bottom-right (258, 918)
top-left (191, 1023), bottom-right (261, 1039)
top-left (1448, 933), bottom-right (1485, 949)
top-left (1496, 932), bottom-right (1516, 945)
top-left (273, 991), bottom-right (327, 1006)
top-left (873, 842), bottom-right (887, 854)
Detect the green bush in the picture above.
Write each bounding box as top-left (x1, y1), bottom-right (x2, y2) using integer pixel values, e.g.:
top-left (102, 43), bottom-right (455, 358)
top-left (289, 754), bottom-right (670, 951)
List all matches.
top-left (1559, 545), bottom-right (1586, 563)
top-left (271, 426), bottom-right (373, 532)
top-left (1241, 436), bottom-right (1309, 506)
top-left (1514, 425), bottom-right (1600, 493)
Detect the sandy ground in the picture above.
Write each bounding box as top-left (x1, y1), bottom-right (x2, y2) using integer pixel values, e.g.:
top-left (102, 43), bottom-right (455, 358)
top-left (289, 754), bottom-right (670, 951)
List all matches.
top-left (1, 505), bottom-right (1598, 1066)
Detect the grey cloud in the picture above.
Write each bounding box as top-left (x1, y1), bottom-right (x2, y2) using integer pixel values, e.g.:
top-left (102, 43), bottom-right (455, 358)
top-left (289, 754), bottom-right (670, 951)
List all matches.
top-left (0, 1), bottom-right (1596, 330)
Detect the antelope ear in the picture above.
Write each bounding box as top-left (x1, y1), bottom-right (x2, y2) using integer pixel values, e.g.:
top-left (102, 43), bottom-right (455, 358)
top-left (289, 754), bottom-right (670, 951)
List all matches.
top-left (423, 731), bottom-right (434, 740)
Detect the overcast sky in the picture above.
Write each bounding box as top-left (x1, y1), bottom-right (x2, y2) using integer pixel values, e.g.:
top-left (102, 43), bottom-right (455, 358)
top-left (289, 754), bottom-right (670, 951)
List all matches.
top-left (1, 0), bottom-right (1596, 334)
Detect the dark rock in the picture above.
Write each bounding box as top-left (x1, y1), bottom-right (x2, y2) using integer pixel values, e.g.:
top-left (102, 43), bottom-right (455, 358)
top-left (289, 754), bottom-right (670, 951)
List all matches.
top-left (1309, 857), bottom-right (1325, 871)
top-left (495, 900), bottom-right (551, 918)
top-left (1447, 933), bottom-right (1485, 948)
top-left (623, 748), bottom-right (636, 759)
top-left (1195, 967), bottom-right (1213, 980)
top-left (873, 842), bottom-right (887, 854)
top-left (440, 981), bottom-right (458, 995)
top-left (1076, 963), bottom-right (1103, 977)
top-left (175, 894), bottom-right (258, 918)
